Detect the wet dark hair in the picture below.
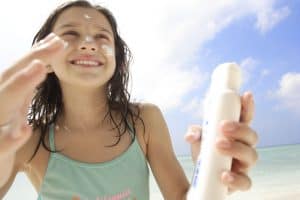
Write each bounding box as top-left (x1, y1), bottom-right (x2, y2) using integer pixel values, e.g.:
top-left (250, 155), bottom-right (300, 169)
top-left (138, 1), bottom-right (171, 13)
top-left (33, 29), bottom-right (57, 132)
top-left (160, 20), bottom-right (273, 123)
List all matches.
top-left (28, 0), bottom-right (144, 161)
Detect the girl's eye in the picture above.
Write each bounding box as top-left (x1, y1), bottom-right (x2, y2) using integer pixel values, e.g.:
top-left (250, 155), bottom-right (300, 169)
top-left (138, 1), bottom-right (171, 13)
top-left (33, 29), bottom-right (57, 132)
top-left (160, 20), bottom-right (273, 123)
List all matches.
top-left (62, 31), bottom-right (79, 36)
top-left (95, 34), bottom-right (109, 40)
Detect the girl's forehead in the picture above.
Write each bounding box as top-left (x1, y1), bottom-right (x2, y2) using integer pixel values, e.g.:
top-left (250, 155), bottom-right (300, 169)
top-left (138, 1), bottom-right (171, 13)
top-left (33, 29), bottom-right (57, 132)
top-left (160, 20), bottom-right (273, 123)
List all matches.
top-left (53, 7), bottom-right (112, 32)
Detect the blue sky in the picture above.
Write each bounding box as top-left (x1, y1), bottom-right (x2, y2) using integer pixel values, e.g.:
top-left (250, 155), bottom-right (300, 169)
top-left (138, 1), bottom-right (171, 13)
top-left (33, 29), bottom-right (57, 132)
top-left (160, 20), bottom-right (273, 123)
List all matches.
top-left (166, 0), bottom-right (300, 155)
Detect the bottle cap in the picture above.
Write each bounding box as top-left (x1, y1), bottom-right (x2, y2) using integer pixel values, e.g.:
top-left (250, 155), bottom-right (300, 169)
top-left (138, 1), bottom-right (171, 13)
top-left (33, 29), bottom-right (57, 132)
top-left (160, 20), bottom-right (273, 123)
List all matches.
top-left (211, 62), bottom-right (242, 91)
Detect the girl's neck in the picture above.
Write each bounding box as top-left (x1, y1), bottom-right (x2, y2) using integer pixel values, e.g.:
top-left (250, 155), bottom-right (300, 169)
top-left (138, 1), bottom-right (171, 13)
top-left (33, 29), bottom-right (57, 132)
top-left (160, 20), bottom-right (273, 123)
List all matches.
top-left (57, 84), bottom-right (111, 133)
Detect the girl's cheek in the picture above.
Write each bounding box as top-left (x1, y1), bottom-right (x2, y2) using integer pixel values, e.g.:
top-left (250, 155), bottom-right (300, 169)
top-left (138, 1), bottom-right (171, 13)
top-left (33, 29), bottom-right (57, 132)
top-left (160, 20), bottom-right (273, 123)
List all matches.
top-left (100, 44), bottom-right (114, 57)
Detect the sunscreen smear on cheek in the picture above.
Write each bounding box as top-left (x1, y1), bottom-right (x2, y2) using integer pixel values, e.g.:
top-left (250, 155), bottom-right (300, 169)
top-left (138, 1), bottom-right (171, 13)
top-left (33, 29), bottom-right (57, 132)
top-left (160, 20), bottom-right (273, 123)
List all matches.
top-left (101, 44), bottom-right (114, 57)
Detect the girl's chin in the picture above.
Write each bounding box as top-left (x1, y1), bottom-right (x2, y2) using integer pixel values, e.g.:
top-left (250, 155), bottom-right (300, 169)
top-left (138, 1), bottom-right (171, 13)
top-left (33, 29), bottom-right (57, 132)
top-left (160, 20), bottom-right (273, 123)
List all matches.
top-left (64, 81), bottom-right (107, 90)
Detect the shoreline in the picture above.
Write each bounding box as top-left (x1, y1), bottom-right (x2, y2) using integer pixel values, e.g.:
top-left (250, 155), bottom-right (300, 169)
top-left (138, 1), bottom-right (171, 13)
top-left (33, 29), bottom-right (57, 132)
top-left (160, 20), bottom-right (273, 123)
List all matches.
top-left (176, 143), bottom-right (300, 157)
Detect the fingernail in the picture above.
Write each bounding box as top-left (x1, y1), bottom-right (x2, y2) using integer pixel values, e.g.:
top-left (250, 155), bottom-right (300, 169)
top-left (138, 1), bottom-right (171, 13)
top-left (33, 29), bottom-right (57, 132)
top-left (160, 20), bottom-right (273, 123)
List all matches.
top-left (46, 32), bottom-right (56, 40)
top-left (35, 33), bottom-right (56, 46)
top-left (52, 35), bottom-right (62, 43)
top-left (221, 121), bottom-right (237, 132)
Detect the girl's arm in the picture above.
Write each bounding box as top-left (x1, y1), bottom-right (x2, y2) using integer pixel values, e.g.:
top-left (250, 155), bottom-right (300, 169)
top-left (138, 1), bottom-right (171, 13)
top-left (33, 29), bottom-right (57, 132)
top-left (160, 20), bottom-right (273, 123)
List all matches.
top-left (0, 32), bottom-right (66, 197)
top-left (140, 92), bottom-right (258, 199)
top-left (0, 159), bottom-right (19, 198)
top-left (141, 103), bottom-right (189, 200)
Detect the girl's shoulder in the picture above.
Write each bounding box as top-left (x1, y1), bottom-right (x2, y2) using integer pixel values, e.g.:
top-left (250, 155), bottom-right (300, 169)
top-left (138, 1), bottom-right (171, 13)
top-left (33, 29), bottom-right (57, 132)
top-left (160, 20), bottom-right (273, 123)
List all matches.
top-left (132, 102), bottom-right (166, 145)
top-left (132, 102), bottom-right (162, 118)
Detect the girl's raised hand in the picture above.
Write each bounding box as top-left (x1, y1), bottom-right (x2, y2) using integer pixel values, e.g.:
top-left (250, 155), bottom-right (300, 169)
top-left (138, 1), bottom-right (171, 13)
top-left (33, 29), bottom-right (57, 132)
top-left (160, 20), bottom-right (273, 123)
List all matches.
top-left (0, 33), bottom-right (66, 159)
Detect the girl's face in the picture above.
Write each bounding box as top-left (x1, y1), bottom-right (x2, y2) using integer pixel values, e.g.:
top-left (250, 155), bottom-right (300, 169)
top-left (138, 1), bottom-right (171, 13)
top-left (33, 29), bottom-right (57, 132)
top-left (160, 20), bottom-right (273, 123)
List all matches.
top-left (50, 7), bottom-right (116, 89)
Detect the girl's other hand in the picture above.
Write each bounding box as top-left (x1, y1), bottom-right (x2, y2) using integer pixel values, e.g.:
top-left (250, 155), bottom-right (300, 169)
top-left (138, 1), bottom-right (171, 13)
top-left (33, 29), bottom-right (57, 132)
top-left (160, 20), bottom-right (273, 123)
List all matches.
top-left (184, 92), bottom-right (258, 194)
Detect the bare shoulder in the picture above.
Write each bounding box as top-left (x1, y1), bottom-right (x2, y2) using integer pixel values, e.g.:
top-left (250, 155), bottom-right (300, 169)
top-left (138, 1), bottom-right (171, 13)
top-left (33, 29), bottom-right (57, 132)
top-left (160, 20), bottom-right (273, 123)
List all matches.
top-left (135, 102), bottom-right (164, 121)
top-left (138, 102), bottom-right (162, 114)
top-left (133, 102), bottom-right (167, 144)
top-left (135, 103), bottom-right (190, 198)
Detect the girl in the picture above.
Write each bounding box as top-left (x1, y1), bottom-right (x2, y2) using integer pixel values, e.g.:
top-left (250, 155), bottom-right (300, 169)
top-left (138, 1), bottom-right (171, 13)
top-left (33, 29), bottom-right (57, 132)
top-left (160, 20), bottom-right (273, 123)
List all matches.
top-left (0, 1), bottom-right (258, 199)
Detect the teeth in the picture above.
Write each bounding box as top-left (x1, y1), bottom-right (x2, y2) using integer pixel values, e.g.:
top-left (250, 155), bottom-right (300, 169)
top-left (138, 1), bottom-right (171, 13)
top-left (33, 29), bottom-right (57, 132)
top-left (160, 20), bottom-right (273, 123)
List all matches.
top-left (73, 60), bottom-right (100, 66)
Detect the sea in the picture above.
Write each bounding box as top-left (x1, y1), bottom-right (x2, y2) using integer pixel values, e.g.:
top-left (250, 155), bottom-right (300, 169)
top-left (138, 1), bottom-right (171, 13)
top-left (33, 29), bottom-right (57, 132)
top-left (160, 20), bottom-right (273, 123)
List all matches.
top-left (4, 144), bottom-right (300, 200)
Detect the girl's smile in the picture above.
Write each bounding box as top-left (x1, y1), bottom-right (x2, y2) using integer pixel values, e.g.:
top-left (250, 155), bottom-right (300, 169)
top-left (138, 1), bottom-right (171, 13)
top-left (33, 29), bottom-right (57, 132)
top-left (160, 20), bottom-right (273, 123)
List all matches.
top-left (68, 54), bottom-right (104, 68)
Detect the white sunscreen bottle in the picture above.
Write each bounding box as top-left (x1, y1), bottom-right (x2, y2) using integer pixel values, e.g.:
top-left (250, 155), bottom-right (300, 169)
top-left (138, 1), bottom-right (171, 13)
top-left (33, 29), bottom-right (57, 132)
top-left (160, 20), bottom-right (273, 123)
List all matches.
top-left (187, 62), bottom-right (242, 200)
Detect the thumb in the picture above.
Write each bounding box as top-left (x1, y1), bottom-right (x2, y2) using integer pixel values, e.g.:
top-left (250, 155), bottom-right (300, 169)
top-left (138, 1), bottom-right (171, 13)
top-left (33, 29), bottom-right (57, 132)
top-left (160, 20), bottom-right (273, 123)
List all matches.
top-left (184, 125), bottom-right (202, 164)
top-left (184, 125), bottom-right (202, 144)
top-left (0, 60), bottom-right (46, 123)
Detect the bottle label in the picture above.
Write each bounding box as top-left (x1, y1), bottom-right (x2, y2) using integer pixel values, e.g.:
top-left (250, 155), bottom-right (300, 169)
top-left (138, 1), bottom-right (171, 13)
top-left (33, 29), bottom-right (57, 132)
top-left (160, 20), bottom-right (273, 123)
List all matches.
top-left (191, 159), bottom-right (201, 188)
top-left (190, 119), bottom-right (208, 188)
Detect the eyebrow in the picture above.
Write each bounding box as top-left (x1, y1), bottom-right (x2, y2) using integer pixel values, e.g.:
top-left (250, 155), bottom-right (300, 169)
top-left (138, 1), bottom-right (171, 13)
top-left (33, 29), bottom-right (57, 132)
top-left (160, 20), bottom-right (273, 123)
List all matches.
top-left (57, 23), bottom-right (113, 35)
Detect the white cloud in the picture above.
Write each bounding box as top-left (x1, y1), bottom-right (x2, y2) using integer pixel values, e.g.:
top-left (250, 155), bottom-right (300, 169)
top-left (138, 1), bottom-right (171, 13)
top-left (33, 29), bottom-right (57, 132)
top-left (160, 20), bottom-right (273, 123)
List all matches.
top-left (274, 73), bottom-right (300, 113)
top-left (239, 57), bottom-right (272, 92)
top-left (0, 0), bottom-right (290, 112)
top-left (181, 97), bottom-right (205, 120)
top-left (240, 57), bottom-right (259, 85)
top-left (132, 65), bottom-right (205, 112)
top-left (105, 0), bottom-right (290, 111)
top-left (255, 5), bottom-right (290, 34)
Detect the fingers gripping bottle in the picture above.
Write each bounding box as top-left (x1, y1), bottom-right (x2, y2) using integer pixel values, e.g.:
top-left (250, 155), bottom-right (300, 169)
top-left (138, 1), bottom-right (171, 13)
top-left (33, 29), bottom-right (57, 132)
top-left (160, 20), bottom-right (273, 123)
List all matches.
top-left (187, 63), bottom-right (242, 200)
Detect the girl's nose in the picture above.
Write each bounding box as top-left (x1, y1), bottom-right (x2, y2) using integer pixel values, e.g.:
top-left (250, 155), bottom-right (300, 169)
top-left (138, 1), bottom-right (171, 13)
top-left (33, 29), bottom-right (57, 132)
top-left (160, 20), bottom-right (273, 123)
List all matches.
top-left (78, 36), bottom-right (98, 52)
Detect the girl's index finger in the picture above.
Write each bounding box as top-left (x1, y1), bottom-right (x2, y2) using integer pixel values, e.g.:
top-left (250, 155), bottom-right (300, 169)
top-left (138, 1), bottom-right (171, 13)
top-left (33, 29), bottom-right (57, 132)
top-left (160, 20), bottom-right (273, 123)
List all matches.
top-left (1, 33), bottom-right (66, 83)
top-left (31, 32), bottom-right (56, 49)
top-left (240, 92), bottom-right (255, 125)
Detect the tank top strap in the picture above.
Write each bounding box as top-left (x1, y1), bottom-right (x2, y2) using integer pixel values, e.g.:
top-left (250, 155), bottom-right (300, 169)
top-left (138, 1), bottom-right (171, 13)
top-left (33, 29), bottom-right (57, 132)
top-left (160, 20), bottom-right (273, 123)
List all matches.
top-left (126, 119), bottom-right (135, 139)
top-left (48, 124), bottom-right (56, 151)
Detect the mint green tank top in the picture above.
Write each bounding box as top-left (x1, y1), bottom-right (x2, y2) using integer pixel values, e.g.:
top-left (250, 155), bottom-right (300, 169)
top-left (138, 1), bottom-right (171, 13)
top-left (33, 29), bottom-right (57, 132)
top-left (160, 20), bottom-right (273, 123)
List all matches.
top-left (37, 123), bottom-right (149, 200)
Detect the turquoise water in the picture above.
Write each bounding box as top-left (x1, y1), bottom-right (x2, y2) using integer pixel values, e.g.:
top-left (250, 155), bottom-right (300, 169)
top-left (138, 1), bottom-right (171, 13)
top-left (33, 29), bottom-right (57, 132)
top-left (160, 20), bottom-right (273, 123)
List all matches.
top-left (150, 144), bottom-right (300, 200)
top-left (4, 144), bottom-right (300, 199)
